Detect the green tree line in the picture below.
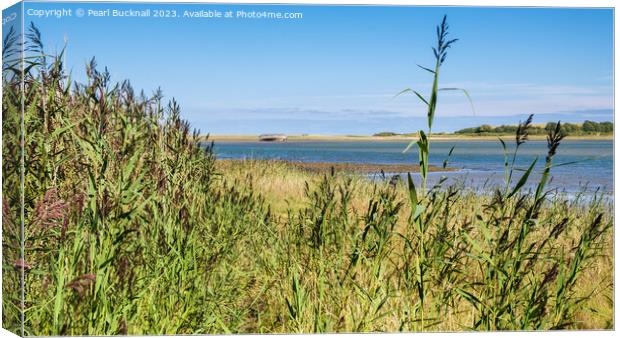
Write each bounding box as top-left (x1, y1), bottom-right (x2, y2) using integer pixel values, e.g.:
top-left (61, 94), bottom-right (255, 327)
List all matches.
top-left (455, 120), bottom-right (613, 135)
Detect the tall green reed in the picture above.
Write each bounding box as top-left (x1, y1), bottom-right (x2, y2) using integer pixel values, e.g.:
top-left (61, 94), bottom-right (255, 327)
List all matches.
top-left (393, 16), bottom-right (473, 330)
top-left (396, 15), bottom-right (473, 196)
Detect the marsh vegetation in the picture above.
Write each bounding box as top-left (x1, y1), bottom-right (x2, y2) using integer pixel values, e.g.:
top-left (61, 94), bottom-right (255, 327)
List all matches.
top-left (2, 18), bottom-right (613, 335)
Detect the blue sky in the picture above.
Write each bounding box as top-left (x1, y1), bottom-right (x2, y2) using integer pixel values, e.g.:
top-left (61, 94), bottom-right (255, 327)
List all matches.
top-left (10, 2), bottom-right (615, 134)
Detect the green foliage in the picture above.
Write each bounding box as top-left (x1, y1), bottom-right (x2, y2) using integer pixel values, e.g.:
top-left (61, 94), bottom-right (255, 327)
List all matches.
top-left (372, 132), bottom-right (400, 137)
top-left (3, 24), bottom-right (272, 335)
top-left (456, 120), bottom-right (613, 135)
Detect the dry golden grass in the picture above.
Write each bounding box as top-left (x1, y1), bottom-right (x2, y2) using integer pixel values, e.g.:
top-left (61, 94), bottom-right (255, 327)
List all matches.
top-left (219, 159), bottom-right (613, 331)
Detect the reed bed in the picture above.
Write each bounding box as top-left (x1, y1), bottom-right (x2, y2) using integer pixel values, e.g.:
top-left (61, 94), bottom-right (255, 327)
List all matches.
top-left (1, 20), bottom-right (613, 335)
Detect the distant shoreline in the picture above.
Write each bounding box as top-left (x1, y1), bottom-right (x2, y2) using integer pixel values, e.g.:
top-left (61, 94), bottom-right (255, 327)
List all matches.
top-left (204, 134), bottom-right (613, 142)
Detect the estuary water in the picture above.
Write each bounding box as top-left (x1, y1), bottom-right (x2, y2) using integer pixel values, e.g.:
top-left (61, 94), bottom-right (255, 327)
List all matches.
top-left (211, 140), bottom-right (613, 195)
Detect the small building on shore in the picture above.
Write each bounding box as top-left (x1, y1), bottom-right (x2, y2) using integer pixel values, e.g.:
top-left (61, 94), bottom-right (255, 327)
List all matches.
top-left (259, 134), bottom-right (288, 142)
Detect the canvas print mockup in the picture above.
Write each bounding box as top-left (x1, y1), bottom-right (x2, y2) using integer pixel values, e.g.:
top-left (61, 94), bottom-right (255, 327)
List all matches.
top-left (1, 1), bottom-right (614, 335)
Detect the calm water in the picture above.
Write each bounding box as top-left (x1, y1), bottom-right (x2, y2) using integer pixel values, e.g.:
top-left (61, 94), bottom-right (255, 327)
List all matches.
top-left (211, 140), bottom-right (613, 194)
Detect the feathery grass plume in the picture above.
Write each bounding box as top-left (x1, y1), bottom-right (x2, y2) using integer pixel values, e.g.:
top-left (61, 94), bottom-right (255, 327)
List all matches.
top-left (531, 120), bottom-right (565, 215)
top-left (500, 113), bottom-right (534, 196)
top-left (434, 15), bottom-right (459, 66)
top-left (516, 114), bottom-right (534, 146)
top-left (13, 259), bottom-right (32, 271)
top-left (32, 188), bottom-right (68, 229)
top-left (546, 121), bottom-right (565, 161)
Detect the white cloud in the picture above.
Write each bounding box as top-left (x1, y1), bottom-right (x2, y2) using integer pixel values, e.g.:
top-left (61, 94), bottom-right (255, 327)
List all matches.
top-left (186, 81), bottom-right (613, 119)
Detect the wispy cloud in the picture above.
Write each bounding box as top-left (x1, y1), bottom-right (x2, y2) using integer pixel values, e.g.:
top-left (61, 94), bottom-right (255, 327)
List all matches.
top-left (183, 79), bottom-right (613, 135)
top-left (190, 105), bottom-right (612, 134)
top-left (190, 81), bottom-right (612, 120)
